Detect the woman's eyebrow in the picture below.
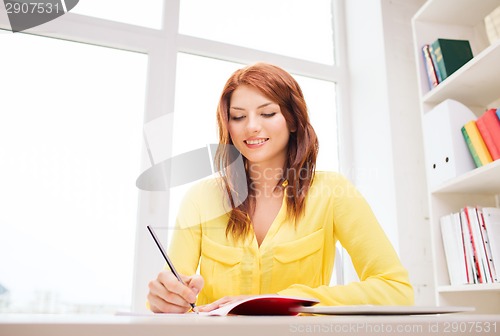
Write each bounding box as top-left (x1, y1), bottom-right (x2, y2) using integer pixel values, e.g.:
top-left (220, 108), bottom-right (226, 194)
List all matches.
top-left (230, 102), bottom-right (274, 111)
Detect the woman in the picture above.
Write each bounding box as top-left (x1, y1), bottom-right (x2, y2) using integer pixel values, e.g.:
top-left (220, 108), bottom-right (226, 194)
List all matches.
top-left (147, 63), bottom-right (414, 313)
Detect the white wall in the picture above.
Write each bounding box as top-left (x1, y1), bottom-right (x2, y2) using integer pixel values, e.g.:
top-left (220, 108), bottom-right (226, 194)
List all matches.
top-left (344, 0), bottom-right (434, 305)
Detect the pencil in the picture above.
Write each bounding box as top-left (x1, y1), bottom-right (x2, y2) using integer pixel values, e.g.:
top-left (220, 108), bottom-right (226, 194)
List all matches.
top-left (147, 225), bottom-right (196, 310)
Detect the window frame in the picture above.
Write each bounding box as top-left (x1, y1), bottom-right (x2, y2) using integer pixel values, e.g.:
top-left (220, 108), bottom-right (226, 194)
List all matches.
top-left (0, 0), bottom-right (351, 312)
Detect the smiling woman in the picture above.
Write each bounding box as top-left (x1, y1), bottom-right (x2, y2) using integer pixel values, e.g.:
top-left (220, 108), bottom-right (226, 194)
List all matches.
top-left (146, 62), bottom-right (414, 314)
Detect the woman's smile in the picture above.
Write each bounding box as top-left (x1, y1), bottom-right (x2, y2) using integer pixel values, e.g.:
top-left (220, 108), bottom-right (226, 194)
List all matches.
top-left (244, 137), bottom-right (269, 147)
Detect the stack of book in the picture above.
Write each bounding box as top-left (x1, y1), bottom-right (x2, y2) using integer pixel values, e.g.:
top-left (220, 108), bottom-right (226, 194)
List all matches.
top-left (461, 108), bottom-right (500, 168)
top-left (421, 38), bottom-right (473, 90)
top-left (441, 207), bottom-right (500, 286)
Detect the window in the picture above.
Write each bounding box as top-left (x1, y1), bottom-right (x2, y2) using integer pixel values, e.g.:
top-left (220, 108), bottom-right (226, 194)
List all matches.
top-left (179, 0), bottom-right (335, 65)
top-left (0, 32), bottom-right (147, 313)
top-left (0, 0), bottom-right (347, 313)
top-left (71, 0), bottom-right (164, 29)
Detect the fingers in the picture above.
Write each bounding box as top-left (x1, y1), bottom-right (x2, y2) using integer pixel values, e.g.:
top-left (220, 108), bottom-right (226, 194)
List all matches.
top-left (147, 271), bottom-right (203, 313)
top-left (148, 279), bottom-right (190, 313)
top-left (195, 296), bottom-right (235, 313)
top-left (195, 295), bottom-right (255, 313)
top-left (183, 274), bottom-right (204, 298)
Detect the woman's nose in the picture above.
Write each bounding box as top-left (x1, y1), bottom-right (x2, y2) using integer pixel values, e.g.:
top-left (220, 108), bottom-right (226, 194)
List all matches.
top-left (246, 114), bottom-right (261, 133)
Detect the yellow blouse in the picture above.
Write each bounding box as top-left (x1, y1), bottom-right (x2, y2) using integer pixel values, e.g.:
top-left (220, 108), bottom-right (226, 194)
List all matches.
top-left (167, 171), bottom-right (414, 306)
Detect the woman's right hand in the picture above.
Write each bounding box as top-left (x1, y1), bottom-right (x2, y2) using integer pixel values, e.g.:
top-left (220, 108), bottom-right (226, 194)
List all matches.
top-left (147, 270), bottom-right (204, 313)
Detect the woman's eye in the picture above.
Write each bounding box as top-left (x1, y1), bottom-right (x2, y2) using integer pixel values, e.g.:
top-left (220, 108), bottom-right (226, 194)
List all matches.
top-left (262, 112), bottom-right (276, 118)
top-left (230, 115), bottom-right (245, 121)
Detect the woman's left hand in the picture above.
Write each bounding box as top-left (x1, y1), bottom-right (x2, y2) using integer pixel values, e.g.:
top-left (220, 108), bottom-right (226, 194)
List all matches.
top-left (194, 295), bottom-right (254, 313)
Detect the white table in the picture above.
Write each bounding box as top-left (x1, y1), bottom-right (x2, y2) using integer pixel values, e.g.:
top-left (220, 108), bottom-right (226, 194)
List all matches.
top-left (0, 313), bottom-right (499, 336)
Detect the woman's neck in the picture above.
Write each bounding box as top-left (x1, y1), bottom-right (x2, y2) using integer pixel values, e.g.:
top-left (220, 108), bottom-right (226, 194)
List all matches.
top-left (247, 163), bottom-right (284, 198)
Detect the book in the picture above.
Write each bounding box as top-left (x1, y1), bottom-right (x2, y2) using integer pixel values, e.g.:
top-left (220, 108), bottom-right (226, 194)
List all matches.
top-left (483, 207), bottom-right (500, 283)
top-left (485, 5), bottom-right (500, 45)
top-left (462, 121), bottom-right (493, 167)
top-left (430, 38), bottom-right (473, 81)
top-left (468, 207), bottom-right (492, 283)
top-left (422, 44), bottom-right (439, 89)
top-left (440, 213), bottom-right (468, 285)
top-left (428, 44), bottom-right (443, 83)
top-left (461, 124), bottom-right (482, 168)
top-left (198, 295), bottom-right (319, 316)
top-left (476, 108), bottom-right (500, 161)
top-left (440, 214), bottom-right (456, 285)
top-left (453, 212), bottom-right (469, 284)
top-left (477, 208), bottom-right (498, 283)
top-left (441, 207), bottom-right (500, 285)
top-left (460, 209), bottom-right (476, 283)
top-left (464, 207), bottom-right (485, 283)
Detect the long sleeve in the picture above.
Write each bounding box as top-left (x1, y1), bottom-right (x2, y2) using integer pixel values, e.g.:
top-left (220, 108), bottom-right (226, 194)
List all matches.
top-left (278, 174), bottom-right (414, 306)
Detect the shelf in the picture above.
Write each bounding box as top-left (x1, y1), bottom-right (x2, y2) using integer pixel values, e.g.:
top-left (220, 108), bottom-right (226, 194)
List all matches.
top-left (414, 0), bottom-right (500, 25)
top-left (415, 0), bottom-right (500, 314)
top-left (422, 40), bottom-right (500, 107)
top-left (432, 159), bottom-right (500, 194)
top-left (438, 283), bottom-right (500, 293)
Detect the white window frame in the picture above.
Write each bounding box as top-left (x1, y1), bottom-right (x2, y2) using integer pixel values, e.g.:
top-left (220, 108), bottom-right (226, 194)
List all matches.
top-left (0, 0), bottom-right (351, 312)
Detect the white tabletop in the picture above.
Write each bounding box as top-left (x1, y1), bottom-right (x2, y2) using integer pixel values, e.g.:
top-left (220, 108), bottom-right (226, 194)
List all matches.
top-left (0, 313), bottom-right (499, 336)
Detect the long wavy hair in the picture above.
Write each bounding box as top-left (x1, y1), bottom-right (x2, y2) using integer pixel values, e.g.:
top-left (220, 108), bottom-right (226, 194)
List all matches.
top-left (214, 63), bottom-right (319, 241)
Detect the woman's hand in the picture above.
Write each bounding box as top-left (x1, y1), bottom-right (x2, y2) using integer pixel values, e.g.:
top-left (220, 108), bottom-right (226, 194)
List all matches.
top-left (147, 270), bottom-right (204, 313)
top-left (195, 295), bottom-right (254, 313)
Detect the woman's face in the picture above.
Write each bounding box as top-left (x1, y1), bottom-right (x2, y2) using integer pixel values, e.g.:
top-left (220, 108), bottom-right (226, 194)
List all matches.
top-left (228, 85), bottom-right (291, 168)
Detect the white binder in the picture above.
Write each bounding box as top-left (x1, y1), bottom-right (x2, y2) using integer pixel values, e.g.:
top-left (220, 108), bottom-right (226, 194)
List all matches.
top-left (422, 99), bottom-right (477, 190)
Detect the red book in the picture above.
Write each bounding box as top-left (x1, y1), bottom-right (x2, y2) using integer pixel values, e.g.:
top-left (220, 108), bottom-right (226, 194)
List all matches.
top-left (476, 108), bottom-right (500, 161)
top-left (464, 207), bottom-right (483, 283)
top-left (421, 44), bottom-right (439, 89)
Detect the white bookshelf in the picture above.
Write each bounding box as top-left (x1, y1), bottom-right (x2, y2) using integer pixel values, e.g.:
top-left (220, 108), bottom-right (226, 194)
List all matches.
top-left (432, 159), bottom-right (500, 194)
top-left (438, 283), bottom-right (500, 293)
top-left (412, 0), bottom-right (500, 314)
top-left (421, 40), bottom-right (500, 106)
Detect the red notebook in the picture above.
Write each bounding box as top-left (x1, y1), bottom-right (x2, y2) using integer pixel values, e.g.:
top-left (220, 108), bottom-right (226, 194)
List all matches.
top-left (199, 295), bottom-right (319, 316)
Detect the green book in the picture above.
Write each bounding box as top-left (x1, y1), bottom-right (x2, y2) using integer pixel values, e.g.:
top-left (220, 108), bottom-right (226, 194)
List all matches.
top-left (431, 38), bottom-right (473, 81)
top-left (461, 126), bottom-right (482, 168)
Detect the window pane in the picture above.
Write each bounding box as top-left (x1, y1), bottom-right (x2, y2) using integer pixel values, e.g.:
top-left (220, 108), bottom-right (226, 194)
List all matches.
top-left (0, 34), bottom-right (147, 313)
top-left (169, 53), bottom-right (242, 228)
top-left (71, 0), bottom-right (163, 29)
top-left (168, 54), bottom-right (338, 228)
top-left (179, 0), bottom-right (335, 65)
top-left (294, 76), bottom-right (338, 172)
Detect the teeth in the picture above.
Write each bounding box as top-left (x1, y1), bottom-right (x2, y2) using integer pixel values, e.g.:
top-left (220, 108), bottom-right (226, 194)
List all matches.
top-left (246, 138), bottom-right (267, 145)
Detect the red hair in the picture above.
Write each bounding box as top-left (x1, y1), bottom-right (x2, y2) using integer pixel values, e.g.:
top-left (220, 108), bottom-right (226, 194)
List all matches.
top-left (215, 63), bottom-right (319, 241)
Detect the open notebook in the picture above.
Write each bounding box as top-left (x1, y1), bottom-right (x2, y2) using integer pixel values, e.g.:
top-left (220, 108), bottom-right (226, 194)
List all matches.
top-left (198, 295), bottom-right (319, 316)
